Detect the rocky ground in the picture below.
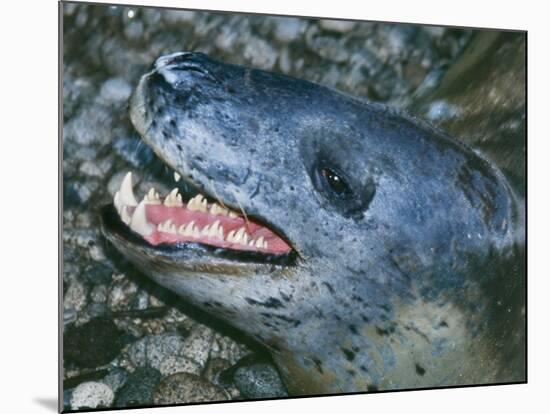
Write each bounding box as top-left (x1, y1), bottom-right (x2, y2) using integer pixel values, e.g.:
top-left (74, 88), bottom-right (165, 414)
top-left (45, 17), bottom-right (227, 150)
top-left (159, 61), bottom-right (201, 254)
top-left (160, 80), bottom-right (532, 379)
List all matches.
top-left (62, 2), bottom-right (474, 410)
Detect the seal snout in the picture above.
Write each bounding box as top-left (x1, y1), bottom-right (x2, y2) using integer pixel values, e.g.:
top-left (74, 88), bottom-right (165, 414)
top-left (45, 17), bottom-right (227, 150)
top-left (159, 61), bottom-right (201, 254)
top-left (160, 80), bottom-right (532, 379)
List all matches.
top-left (152, 52), bottom-right (215, 87)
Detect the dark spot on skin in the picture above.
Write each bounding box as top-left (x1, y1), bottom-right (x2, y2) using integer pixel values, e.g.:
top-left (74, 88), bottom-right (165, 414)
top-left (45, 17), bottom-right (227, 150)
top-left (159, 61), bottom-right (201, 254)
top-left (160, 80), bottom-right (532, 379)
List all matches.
top-left (376, 327), bottom-right (389, 336)
top-left (361, 315), bottom-right (370, 323)
top-left (415, 363), bottom-right (426, 376)
top-left (351, 295), bottom-right (364, 303)
top-left (360, 365), bottom-right (369, 373)
top-left (312, 358), bottom-right (324, 374)
top-left (169, 119), bottom-right (177, 128)
top-left (346, 369), bottom-right (357, 377)
top-left (341, 347), bottom-right (356, 362)
top-left (279, 291), bottom-right (291, 302)
top-left (349, 324), bottom-right (359, 335)
top-left (176, 144), bottom-right (182, 151)
top-left (334, 314), bottom-right (342, 322)
top-left (245, 297), bottom-right (285, 309)
top-left (367, 385), bottom-right (378, 392)
top-left (260, 312), bottom-right (273, 319)
top-left (321, 281), bottom-right (335, 294)
top-left (213, 301), bottom-right (222, 307)
top-left (272, 314), bottom-right (301, 327)
top-left (439, 320), bottom-right (449, 327)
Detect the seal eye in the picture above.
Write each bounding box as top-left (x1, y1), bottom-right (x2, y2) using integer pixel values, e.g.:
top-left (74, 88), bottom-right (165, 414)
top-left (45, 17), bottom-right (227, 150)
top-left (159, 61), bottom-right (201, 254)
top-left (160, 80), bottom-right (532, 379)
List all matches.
top-left (321, 168), bottom-right (350, 195)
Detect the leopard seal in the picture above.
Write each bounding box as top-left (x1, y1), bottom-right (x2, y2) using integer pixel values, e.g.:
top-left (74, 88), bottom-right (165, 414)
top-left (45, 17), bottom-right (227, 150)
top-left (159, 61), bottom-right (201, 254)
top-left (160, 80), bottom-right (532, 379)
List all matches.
top-left (101, 52), bottom-right (525, 394)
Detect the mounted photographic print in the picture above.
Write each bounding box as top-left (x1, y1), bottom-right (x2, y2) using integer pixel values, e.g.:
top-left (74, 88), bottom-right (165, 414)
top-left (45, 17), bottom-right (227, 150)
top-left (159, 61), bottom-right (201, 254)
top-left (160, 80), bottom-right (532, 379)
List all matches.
top-left (60, 1), bottom-right (526, 411)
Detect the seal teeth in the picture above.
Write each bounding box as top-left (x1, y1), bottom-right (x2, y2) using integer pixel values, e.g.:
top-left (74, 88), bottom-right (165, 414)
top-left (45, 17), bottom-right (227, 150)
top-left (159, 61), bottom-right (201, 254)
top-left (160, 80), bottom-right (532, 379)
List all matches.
top-left (130, 200), bottom-right (154, 236)
top-left (255, 236), bottom-right (265, 249)
top-left (114, 191), bottom-right (121, 213)
top-left (120, 205), bottom-right (131, 225)
top-left (187, 194), bottom-right (208, 212)
top-left (178, 221), bottom-right (196, 237)
top-left (164, 188), bottom-right (183, 207)
top-left (158, 219), bottom-right (176, 234)
top-left (210, 203), bottom-right (229, 216)
top-left (145, 187), bottom-right (161, 204)
top-left (173, 172), bottom-right (181, 182)
top-left (119, 172), bottom-right (138, 207)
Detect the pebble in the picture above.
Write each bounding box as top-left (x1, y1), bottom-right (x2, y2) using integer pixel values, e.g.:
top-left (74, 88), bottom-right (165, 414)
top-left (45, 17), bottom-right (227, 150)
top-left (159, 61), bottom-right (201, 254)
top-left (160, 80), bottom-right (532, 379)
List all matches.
top-left (319, 19), bottom-right (356, 33)
top-left (99, 78), bottom-right (133, 103)
top-left (272, 17), bottom-right (307, 43)
top-left (64, 318), bottom-right (124, 368)
top-left (153, 373), bottom-right (228, 405)
top-left (243, 38), bottom-right (277, 70)
top-left (63, 279), bottom-right (87, 312)
top-left (71, 381), bottom-right (114, 410)
top-left (233, 362), bottom-right (288, 398)
top-left (126, 332), bottom-right (187, 370)
top-left (115, 367), bottom-right (162, 407)
top-left (101, 367), bottom-right (130, 393)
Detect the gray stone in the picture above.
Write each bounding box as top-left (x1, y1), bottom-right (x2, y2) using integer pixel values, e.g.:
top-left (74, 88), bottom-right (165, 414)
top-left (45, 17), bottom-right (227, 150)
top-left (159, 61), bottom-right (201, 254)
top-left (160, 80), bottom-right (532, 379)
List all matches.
top-left (100, 78), bottom-right (133, 103)
top-left (272, 17), bottom-right (307, 43)
top-left (115, 367), bottom-right (162, 407)
top-left (153, 373), bottom-right (228, 405)
top-left (233, 362), bottom-right (288, 399)
top-left (101, 367), bottom-right (130, 393)
top-left (71, 381), bottom-right (114, 410)
top-left (319, 19), bottom-right (356, 33)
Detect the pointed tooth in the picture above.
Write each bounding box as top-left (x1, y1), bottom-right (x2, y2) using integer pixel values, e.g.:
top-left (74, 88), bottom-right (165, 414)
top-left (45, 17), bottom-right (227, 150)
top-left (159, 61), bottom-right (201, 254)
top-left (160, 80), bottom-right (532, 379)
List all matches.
top-left (130, 200), bottom-right (153, 236)
top-left (255, 236), bottom-right (264, 248)
top-left (263, 240), bottom-right (268, 249)
top-left (248, 239), bottom-right (255, 246)
top-left (241, 233), bottom-right (249, 245)
top-left (228, 211), bottom-right (238, 218)
top-left (164, 188), bottom-right (183, 207)
top-left (232, 227), bottom-right (245, 244)
top-left (201, 225), bottom-right (211, 237)
top-left (120, 172), bottom-right (138, 207)
top-left (169, 223), bottom-right (177, 234)
top-left (227, 230), bottom-right (236, 243)
top-left (200, 198), bottom-right (208, 212)
top-left (120, 206), bottom-right (131, 225)
top-left (217, 225), bottom-right (224, 240)
top-left (145, 187), bottom-right (161, 204)
top-left (187, 194), bottom-right (203, 211)
top-left (178, 224), bottom-right (186, 235)
top-left (209, 221), bottom-right (220, 238)
top-left (192, 225), bottom-right (201, 238)
top-left (174, 172), bottom-right (181, 182)
top-left (114, 191), bottom-right (121, 212)
top-left (183, 221), bottom-right (195, 236)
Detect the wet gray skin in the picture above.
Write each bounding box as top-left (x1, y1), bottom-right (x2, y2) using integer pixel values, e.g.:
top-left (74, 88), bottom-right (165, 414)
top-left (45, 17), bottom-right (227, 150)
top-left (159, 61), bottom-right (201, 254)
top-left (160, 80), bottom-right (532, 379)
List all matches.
top-left (102, 52), bottom-right (525, 394)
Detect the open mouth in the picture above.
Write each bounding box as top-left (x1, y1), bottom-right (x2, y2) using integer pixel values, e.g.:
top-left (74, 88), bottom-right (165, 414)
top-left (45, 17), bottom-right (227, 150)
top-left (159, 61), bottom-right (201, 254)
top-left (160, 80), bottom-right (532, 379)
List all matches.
top-left (110, 171), bottom-right (293, 257)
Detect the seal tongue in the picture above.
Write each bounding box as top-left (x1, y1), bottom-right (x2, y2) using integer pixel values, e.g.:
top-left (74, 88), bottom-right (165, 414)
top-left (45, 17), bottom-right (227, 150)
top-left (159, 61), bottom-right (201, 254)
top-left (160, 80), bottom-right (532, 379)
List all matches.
top-left (113, 172), bottom-right (292, 255)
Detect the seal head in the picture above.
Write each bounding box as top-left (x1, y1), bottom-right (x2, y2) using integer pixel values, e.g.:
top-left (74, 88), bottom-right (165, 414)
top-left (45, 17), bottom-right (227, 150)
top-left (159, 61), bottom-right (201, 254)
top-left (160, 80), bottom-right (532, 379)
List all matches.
top-left (102, 52), bottom-right (525, 394)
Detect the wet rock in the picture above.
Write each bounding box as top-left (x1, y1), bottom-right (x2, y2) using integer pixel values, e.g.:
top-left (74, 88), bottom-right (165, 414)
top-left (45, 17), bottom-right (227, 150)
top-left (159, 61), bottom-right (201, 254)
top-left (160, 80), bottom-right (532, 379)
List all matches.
top-left (64, 106), bottom-right (115, 146)
top-left (99, 78), bottom-right (133, 103)
top-left (126, 332), bottom-right (187, 370)
top-left (71, 381), bottom-right (114, 410)
top-left (153, 373), bottom-right (228, 404)
top-left (224, 355), bottom-right (288, 399)
top-left (319, 19), bottom-right (356, 33)
top-left (63, 279), bottom-right (88, 312)
top-left (159, 355), bottom-right (202, 376)
top-left (243, 38), bottom-right (277, 70)
top-left (101, 367), bottom-right (130, 393)
top-left (203, 357), bottom-right (233, 385)
top-left (64, 318), bottom-right (124, 368)
top-left (182, 325), bottom-right (215, 368)
top-left (115, 366), bottom-right (162, 407)
top-left (272, 17), bottom-right (307, 43)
